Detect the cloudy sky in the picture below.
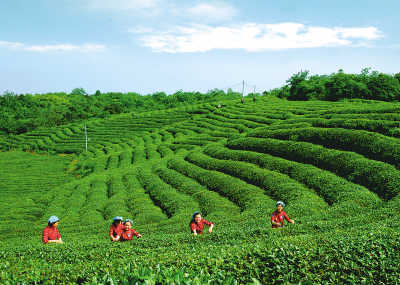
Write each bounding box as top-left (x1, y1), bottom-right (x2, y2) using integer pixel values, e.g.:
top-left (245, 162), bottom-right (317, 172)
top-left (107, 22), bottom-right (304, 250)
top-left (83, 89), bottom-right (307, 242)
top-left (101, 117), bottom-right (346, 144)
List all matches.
top-left (1, 0), bottom-right (399, 95)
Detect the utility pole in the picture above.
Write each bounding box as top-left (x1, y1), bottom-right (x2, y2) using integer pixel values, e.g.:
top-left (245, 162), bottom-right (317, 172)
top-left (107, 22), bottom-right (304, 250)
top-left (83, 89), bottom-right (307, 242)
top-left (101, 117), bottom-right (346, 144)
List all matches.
top-left (241, 80), bottom-right (245, 104)
top-left (84, 124), bottom-right (88, 151)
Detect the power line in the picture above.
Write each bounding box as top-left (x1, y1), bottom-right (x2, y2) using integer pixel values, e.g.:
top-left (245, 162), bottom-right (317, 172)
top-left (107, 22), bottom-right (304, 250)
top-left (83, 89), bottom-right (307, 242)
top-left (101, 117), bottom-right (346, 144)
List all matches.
top-left (208, 80), bottom-right (267, 95)
top-left (218, 81), bottom-right (243, 91)
top-left (227, 81), bottom-right (265, 95)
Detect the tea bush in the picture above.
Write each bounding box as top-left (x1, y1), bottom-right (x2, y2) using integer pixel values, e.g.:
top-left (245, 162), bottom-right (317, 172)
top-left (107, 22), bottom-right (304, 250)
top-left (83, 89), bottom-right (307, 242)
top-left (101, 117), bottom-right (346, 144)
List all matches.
top-left (228, 137), bottom-right (400, 200)
top-left (2, 98), bottom-right (400, 283)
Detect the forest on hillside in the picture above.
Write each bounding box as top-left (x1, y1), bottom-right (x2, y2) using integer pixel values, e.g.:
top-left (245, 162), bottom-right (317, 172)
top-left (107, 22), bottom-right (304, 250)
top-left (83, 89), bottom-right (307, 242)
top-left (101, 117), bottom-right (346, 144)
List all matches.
top-left (0, 89), bottom-right (241, 135)
top-left (267, 68), bottom-right (400, 101)
top-left (1, 68), bottom-right (400, 136)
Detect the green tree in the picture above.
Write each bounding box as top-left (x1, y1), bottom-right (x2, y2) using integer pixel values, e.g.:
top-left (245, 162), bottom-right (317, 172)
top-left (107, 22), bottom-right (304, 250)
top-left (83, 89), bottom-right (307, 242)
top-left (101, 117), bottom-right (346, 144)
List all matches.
top-left (395, 73), bottom-right (400, 84)
top-left (70, 88), bottom-right (87, 96)
top-left (325, 71), bottom-right (368, 101)
top-left (152, 92), bottom-right (167, 103)
top-left (366, 72), bottom-right (400, 101)
top-left (286, 70), bottom-right (312, 100)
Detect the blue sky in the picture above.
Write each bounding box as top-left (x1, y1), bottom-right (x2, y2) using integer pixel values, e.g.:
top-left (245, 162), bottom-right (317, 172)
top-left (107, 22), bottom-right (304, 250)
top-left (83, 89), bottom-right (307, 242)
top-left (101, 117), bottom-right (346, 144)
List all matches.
top-left (1, 0), bottom-right (399, 95)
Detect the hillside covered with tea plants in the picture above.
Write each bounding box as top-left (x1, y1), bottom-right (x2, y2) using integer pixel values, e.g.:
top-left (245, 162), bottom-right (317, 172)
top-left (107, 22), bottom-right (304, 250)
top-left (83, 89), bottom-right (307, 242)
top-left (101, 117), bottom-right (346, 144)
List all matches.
top-left (1, 96), bottom-right (400, 284)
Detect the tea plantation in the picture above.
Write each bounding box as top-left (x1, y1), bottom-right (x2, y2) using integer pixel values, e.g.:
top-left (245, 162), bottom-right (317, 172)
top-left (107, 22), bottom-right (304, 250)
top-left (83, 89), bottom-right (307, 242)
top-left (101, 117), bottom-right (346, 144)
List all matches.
top-left (1, 97), bottom-right (400, 284)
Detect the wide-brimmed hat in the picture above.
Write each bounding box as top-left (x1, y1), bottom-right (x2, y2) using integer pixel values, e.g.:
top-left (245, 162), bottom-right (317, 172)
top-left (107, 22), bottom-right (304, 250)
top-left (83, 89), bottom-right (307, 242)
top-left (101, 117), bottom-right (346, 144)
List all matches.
top-left (113, 216), bottom-right (123, 222)
top-left (124, 219), bottom-right (133, 225)
top-left (48, 216), bottom-right (59, 223)
top-left (192, 211), bottom-right (201, 219)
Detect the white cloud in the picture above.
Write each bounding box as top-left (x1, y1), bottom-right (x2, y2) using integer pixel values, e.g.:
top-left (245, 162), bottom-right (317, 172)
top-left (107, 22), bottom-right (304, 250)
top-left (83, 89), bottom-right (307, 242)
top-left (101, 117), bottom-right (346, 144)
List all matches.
top-left (0, 41), bottom-right (24, 49)
top-left (186, 2), bottom-right (238, 21)
top-left (0, 41), bottom-right (106, 53)
top-left (84, 0), bottom-right (158, 11)
top-left (133, 23), bottom-right (383, 53)
top-left (25, 44), bottom-right (106, 52)
top-left (336, 27), bottom-right (383, 40)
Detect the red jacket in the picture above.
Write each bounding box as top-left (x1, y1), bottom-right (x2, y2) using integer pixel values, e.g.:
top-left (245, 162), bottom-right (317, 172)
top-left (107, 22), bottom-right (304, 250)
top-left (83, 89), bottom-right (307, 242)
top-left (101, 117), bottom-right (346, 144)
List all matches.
top-left (190, 219), bottom-right (213, 234)
top-left (271, 210), bottom-right (290, 228)
top-left (121, 229), bottom-right (140, 241)
top-left (42, 226), bottom-right (61, 244)
top-left (109, 224), bottom-right (123, 238)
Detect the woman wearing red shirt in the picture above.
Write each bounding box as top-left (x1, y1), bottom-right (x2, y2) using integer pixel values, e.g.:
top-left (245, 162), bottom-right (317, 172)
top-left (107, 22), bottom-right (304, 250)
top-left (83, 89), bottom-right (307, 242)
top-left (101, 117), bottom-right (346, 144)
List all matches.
top-left (190, 212), bottom-right (214, 235)
top-left (42, 216), bottom-right (63, 244)
top-left (109, 216), bottom-right (124, 242)
top-left (271, 201), bottom-right (294, 228)
top-left (121, 219), bottom-right (142, 241)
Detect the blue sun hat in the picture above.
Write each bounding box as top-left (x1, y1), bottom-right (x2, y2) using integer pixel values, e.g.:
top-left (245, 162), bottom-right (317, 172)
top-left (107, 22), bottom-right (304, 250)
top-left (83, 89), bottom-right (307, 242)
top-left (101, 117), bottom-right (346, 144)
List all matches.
top-left (276, 201), bottom-right (286, 207)
top-left (48, 216), bottom-right (59, 223)
top-left (124, 219), bottom-right (133, 225)
top-left (192, 211), bottom-right (202, 219)
top-left (113, 216), bottom-right (123, 222)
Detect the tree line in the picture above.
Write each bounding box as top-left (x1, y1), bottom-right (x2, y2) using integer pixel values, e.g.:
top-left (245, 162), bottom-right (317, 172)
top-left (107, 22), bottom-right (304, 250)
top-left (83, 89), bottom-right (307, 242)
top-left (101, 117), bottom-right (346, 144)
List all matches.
top-left (265, 68), bottom-right (400, 102)
top-left (3, 68), bottom-right (400, 135)
top-left (0, 89), bottom-right (241, 135)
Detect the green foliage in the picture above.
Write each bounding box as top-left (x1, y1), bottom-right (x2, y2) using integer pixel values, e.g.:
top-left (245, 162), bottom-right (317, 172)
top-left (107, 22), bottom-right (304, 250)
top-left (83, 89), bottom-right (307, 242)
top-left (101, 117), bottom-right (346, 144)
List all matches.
top-left (167, 156), bottom-right (275, 212)
top-left (185, 151), bottom-right (329, 217)
top-left (249, 126), bottom-right (400, 168)
top-left (203, 144), bottom-right (382, 214)
top-left (0, 90), bottom-right (241, 135)
top-left (1, 228), bottom-right (400, 284)
top-left (286, 70), bottom-right (314, 100)
top-left (274, 68), bottom-right (400, 102)
top-left (229, 137), bottom-right (400, 200)
top-left (71, 87), bottom-right (88, 96)
top-left (136, 166), bottom-right (199, 229)
top-left (155, 165), bottom-right (240, 218)
top-left (3, 97), bottom-right (400, 283)
top-left (122, 172), bottom-right (168, 225)
top-left (395, 72), bottom-right (400, 84)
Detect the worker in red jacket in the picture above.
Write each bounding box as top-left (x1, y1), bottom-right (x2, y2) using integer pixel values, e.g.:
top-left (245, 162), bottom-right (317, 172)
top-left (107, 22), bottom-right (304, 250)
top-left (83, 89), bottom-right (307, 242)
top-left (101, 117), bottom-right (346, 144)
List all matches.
top-left (121, 219), bottom-right (142, 241)
top-left (271, 201), bottom-right (294, 228)
top-left (42, 216), bottom-right (63, 244)
top-left (109, 216), bottom-right (123, 241)
top-left (190, 212), bottom-right (214, 235)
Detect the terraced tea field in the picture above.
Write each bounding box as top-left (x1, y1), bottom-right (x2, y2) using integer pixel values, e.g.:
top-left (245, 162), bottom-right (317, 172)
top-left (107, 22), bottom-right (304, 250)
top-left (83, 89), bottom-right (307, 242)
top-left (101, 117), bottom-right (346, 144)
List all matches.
top-left (1, 97), bottom-right (400, 284)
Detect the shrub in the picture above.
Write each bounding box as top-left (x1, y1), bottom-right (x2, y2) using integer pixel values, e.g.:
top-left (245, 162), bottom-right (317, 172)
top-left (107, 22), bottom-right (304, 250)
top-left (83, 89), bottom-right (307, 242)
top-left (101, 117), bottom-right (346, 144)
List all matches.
top-left (155, 165), bottom-right (240, 218)
top-left (185, 151), bottom-right (328, 217)
top-left (204, 144), bottom-right (382, 214)
top-left (167, 157), bottom-right (275, 213)
top-left (248, 127), bottom-right (400, 168)
top-left (136, 166), bottom-right (199, 230)
top-left (228, 137), bottom-right (400, 200)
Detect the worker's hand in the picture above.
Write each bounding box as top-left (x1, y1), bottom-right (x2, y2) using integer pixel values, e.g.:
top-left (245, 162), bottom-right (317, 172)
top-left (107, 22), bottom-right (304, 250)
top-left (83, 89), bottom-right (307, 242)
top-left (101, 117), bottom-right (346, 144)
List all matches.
top-left (137, 234), bottom-right (142, 238)
top-left (208, 228), bottom-right (213, 233)
top-left (193, 232), bottom-right (197, 236)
